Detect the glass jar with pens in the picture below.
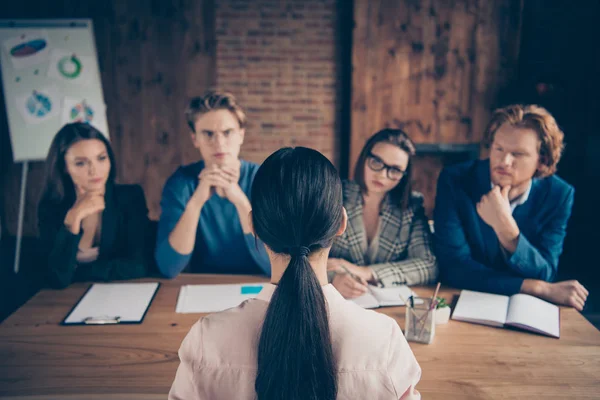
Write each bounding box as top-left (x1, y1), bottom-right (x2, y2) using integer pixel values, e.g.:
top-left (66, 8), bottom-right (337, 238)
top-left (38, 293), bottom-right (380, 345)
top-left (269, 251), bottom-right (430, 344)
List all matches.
top-left (404, 296), bottom-right (435, 344)
top-left (401, 283), bottom-right (441, 344)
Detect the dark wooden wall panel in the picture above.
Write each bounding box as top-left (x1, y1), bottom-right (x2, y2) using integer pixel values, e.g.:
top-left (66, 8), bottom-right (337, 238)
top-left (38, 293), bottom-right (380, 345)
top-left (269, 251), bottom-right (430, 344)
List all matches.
top-left (509, 0), bottom-right (600, 287)
top-left (0, 0), bottom-right (216, 236)
top-left (351, 0), bottom-right (524, 211)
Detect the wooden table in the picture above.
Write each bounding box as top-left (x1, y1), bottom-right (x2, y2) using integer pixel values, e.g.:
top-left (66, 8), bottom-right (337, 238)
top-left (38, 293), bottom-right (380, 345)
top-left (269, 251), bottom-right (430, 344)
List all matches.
top-left (1, 274), bottom-right (599, 399)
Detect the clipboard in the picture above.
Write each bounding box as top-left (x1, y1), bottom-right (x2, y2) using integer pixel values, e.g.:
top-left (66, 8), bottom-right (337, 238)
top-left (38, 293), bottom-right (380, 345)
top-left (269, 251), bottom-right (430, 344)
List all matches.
top-left (61, 282), bottom-right (160, 325)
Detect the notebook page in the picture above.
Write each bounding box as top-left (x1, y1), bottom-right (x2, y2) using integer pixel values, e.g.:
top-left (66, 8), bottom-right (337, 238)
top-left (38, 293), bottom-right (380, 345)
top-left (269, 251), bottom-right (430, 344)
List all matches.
top-left (506, 294), bottom-right (560, 338)
top-left (352, 292), bottom-right (380, 309)
top-left (451, 290), bottom-right (509, 327)
top-left (64, 282), bottom-right (159, 324)
top-left (369, 285), bottom-right (422, 306)
top-left (176, 284), bottom-right (265, 313)
top-left (351, 285), bottom-right (422, 308)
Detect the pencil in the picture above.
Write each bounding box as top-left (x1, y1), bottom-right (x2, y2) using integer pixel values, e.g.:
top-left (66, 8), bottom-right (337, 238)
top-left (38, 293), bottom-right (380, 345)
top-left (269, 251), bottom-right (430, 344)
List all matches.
top-left (417, 282), bottom-right (442, 338)
top-left (430, 282), bottom-right (441, 310)
top-left (398, 292), bottom-right (410, 306)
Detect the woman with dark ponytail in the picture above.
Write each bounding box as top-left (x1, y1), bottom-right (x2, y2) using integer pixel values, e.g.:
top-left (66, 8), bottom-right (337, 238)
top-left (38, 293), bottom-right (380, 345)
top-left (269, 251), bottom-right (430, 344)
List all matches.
top-left (169, 147), bottom-right (421, 400)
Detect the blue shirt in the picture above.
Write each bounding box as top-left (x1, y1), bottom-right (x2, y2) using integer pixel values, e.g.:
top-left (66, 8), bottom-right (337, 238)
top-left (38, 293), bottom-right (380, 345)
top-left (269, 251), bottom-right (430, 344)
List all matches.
top-left (155, 160), bottom-right (271, 278)
top-left (433, 159), bottom-right (575, 295)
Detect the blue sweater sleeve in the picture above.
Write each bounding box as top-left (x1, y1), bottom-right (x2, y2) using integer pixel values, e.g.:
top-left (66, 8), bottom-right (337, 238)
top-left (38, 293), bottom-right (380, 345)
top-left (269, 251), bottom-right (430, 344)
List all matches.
top-left (433, 169), bottom-right (524, 295)
top-left (506, 187), bottom-right (574, 281)
top-left (155, 171), bottom-right (194, 278)
top-left (241, 162), bottom-right (271, 276)
top-left (244, 234), bottom-right (271, 276)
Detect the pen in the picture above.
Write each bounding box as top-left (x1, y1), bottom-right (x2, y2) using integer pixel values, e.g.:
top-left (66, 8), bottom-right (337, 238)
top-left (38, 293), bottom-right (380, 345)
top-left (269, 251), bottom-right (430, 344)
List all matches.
top-left (409, 296), bottom-right (416, 332)
top-left (339, 264), bottom-right (367, 285)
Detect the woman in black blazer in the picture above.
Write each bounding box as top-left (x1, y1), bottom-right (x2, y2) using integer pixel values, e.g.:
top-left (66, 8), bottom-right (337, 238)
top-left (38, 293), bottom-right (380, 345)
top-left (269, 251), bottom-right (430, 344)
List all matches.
top-left (38, 122), bottom-right (150, 289)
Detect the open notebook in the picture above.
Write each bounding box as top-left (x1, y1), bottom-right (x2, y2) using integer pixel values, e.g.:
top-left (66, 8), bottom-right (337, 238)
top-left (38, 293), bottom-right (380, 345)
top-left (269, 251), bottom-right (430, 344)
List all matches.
top-left (452, 290), bottom-right (560, 338)
top-left (352, 285), bottom-right (422, 309)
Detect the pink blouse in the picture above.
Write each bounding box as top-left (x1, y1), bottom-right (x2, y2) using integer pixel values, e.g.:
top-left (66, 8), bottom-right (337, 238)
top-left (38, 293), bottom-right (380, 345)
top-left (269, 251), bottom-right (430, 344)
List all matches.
top-left (169, 284), bottom-right (421, 400)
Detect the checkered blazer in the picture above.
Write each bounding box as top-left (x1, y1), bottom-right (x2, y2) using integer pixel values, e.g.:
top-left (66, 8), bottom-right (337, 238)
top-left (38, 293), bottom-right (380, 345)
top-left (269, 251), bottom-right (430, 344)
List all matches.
top-left (330, 181), bottom-right (438, 287)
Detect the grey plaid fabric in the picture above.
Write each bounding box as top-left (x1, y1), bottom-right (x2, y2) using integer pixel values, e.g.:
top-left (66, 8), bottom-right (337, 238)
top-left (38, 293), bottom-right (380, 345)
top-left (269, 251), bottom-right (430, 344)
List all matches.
top-left (330, 181), bottom-right (438, 287)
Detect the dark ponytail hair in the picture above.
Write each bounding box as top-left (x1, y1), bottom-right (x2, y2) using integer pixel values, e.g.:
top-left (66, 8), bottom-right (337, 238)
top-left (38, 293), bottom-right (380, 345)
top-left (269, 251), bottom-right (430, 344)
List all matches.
top-left (251, 147), bottom-right (343, 400)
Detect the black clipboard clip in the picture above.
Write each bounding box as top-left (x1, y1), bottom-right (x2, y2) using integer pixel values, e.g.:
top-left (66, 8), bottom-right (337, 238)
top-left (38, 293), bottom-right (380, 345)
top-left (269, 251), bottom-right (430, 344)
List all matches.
top-left (83, 315), bottom-right (121, 325)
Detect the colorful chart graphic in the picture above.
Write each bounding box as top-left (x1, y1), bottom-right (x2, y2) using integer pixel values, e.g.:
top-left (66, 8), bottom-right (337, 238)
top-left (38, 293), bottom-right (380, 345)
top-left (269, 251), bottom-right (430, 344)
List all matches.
top-left (25, 91), bottom-right (52, 118)
top-left (10, 39), bottom-right (47, 57)
top-left (58, 54), bottom-right (82, 79)
top-left (70, 101), bottom-right (94, 123)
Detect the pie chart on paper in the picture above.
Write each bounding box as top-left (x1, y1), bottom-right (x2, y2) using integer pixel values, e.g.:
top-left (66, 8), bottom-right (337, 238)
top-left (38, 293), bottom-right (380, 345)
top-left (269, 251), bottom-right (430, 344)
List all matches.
top-left (58, 54), bottom-right (82, 79)
top-left (26, 91), bottom-right (52, 118)
top-left (10, 39), bottom-right (47, 57)
top-left (70, 101), bottom-right (94, 124)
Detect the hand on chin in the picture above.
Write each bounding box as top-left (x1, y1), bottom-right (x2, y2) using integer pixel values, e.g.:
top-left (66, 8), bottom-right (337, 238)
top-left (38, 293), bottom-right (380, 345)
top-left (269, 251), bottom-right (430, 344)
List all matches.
top-left (80, 183), bottom-right (106, 196)
top-left (212, 154), bottom-right (237, 168)
top-left (492, 174), bottom-right (512, 188)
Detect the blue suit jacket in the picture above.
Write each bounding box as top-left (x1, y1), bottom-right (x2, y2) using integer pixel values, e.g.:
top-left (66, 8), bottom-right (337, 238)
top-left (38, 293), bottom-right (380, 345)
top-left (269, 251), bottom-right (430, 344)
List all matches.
top-left (433, 159), bottom-right (575, 295)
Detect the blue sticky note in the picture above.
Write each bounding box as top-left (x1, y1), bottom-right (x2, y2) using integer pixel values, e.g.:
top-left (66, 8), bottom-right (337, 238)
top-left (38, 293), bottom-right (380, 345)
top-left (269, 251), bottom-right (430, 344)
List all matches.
top-left (241, 285), bottom-right (263, 295)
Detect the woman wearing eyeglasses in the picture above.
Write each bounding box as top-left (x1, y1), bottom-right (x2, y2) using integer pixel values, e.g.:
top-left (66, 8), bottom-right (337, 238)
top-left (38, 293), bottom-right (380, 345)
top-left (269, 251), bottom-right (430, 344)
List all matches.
top-left (328, 129), bottom-right (438, 298)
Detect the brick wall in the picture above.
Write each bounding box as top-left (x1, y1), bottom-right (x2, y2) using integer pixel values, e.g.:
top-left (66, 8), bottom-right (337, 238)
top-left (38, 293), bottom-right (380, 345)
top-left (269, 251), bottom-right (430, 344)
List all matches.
top-left (215, 0), bottom-right (340, 166)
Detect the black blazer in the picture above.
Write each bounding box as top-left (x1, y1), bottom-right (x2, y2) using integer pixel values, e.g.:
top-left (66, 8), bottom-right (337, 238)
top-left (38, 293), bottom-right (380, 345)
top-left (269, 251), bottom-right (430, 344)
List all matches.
top-left (38, 184), bottom-right (150, 289)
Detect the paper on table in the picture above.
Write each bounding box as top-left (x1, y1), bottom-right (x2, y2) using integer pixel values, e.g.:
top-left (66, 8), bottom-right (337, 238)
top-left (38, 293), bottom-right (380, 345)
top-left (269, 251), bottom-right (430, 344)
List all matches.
top-left (64, 282), bottom-right (159, 324)
top-left (352, 292), bottom-right (380, 309)
top-left (452, 290), bottom-right (509, 327)
top-left (352, 285), bottom-right (422, 309)
top-left (370, 285), bottom-right (421, 306)
top-left (507, 294), bottom-right (560, 338)
top-left (176, 284), bottom-right (265, 313)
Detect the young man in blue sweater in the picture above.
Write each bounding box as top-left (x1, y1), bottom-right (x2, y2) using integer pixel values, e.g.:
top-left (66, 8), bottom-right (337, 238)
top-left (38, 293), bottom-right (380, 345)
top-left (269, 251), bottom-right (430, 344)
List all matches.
top-left (434, 104), bottom-right (588, 310)
top-left (155, 91), bottom-right (270, 278)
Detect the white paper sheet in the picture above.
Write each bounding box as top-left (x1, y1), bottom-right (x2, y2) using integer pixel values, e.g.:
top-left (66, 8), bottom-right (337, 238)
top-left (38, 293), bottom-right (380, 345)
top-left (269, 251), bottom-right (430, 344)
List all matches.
top-left (47, 48), bottom-right (95, 86)
top-left (176, 284), bottom-right (265, 313)
top-left (15, 84), bottom-right (60, 125)
top-left (3, 30), bottom-right (50, 70)
top-left (64, 282), bottom-right (159, 324)
top-left (61, 96), bottom-right (108, 134)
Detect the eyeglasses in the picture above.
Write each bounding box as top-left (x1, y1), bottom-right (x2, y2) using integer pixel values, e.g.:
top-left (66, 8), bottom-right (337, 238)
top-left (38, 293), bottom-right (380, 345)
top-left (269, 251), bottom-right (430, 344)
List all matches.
top-left (367, 153), bottom-right (405, 181)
